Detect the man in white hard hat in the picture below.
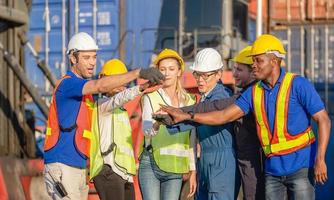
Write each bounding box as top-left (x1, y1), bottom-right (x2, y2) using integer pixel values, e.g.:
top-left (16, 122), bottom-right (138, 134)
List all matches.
top-left (157, 46), bottom-right (265, 200)
top-left (159, 48), bottom-right (239, 200)
top-left (43, 32), bottom-right (164, 200)
top-left (160, 35), bottom-right (331, 200)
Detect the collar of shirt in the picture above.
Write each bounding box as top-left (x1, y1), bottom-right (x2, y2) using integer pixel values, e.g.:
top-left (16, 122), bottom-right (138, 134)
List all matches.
top-left (157, 88), bottom-right (186, 107)
top-left (259, 68), bottom-right (285, 91)
top-left (239, 80), bottom-right (258, 93)
top-left (66, 70), bottom-right (82, 79)
top-left (201, 82), bottom-right (224, 101)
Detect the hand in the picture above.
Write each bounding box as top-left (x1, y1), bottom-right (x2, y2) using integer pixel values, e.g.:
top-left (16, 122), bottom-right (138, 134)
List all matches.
top-left (314, 158), bottom-right (327, 185)
top-left (139, 81), bottom-right (161, 94)
top-left (187, 171), bottom-right (197, 198)
top-left (152, 113), bottom-right (175, 126)
top-left (153, 121), bottom-right (161, 131)
top-left (182, 172), bottom-right (190, 181)
top-left (159, 104), bottom-right (191, 124)
top-left (139, 68), bottom-right (165, 84)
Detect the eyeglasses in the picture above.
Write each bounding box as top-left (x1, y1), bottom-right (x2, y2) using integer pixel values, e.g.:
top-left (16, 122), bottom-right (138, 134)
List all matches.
top-left (192, 71), bottom-right (218, 81)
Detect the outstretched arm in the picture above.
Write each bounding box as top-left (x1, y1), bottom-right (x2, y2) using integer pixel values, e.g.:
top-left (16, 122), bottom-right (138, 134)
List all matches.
top-left (98, 86), bottom-right (141, 113)
top-left (161, 103), bottom-right (245, 126)
top-left (181, 95), bottom-right (238, 113)
top-left (153, 95), bottom-right (238, 126)
top-left (312, 109), bottom-right (331, 185)
top-left (82, 68), bottom-right (164, 95)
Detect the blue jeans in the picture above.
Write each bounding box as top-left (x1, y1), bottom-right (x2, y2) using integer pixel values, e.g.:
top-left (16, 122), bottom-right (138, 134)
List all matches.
top-left (138, 150), bottom-right (183, 200)
top-left (265, 168), bottom-right (315, 200)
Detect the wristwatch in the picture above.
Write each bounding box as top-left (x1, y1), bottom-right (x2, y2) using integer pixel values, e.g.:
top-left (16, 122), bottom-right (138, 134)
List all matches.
top-left (187, 110), bottom-right (195, 120)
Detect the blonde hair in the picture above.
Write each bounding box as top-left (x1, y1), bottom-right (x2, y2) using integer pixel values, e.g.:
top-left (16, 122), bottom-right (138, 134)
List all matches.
top-left (176, 74), bottom-right (190, 105)
top-left (156, 57), bottom-right (190, 105)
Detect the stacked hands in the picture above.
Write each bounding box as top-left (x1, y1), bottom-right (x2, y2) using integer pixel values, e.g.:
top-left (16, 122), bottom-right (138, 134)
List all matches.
top-left (152, 104), bottom-right (189, 126)
top-left (139, 67), bottom-right (165, 84)
top-left (139, 67), bottom-right (165, 94)
top-left (138, 68), bottom-right (190, 124)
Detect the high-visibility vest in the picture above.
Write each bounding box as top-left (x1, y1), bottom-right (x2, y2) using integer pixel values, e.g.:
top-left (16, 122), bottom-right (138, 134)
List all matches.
top-left (90, 106), bottom-right (136, 180)
top-left (252, 72), bottom-right (315, 157)
top-left (141, 91), bottom-right (196, 174)
top-left (44, 76), bottom-right (93, 158)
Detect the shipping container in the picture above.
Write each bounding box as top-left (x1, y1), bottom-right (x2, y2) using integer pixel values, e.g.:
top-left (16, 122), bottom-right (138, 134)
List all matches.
top-left (270, 0), bottom-right (304, 21)
top-left (25, 0), bottom-right (121, 93)
top-left (307, 0), bottom-right (334, 20)
top-left (271, 25), bottom-right (334, 106)
top-left (249, 0), bottom-right (334, 23)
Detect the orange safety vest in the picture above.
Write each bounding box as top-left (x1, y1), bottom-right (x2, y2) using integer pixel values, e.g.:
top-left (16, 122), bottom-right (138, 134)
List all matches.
top-left (252, 73), bottom-right (315, 157)
top-left (44, 75), bottom-right (94, 158)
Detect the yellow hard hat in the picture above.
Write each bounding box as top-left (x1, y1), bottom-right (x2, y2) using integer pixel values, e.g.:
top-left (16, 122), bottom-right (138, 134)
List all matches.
top-left (100, 59), bottom-right (128, 76)
top-left (231, 46), bottom-right (253, 65)
top-left (250, 34), bottom-right (286, 58)
top-left (154, 48), bottom-right (185, 71)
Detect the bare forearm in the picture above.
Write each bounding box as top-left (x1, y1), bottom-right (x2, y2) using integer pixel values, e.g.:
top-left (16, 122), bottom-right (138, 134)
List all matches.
top-left (83, 69), bottom-right (140, 95)
top-left (98, 69), bottom-right (140, 93)
top-left (315, 111), bottom-right (331, 160)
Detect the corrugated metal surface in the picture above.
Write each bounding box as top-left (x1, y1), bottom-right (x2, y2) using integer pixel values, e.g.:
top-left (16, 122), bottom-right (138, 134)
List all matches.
top-left (249, 0), bottom-right (334, 22)
top-left (271, 25), bottom-right (334, 110)
top-left (26, 0), bottom-right (120, 93)
top-left (0, 0), bottom-right (35, 157)
top-left (126, 0), bottom-right (163, 67)
top-left (270, 0), bottom-right (304, 21)
top-left (307, 0), bottom-right (334, 20)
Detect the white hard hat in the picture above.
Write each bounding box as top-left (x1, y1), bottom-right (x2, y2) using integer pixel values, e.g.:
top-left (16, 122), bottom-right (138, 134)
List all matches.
top-left (66, 32), bottom-right (98, 54)
top-left (190, 48), bottom-right (223, 72)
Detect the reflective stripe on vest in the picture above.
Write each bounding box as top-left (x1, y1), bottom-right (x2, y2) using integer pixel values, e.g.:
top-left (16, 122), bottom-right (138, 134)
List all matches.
top-left (44, 76), bottom-right (93, 158)
top-left (143, 91), bottom-right (196, 174)
top-left (252, 72), bottom-right (315, 157)
top-left (89, 106), bottom-right (136, 180)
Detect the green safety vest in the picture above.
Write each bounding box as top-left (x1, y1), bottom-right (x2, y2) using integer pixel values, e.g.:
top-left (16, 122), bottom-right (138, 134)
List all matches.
top-left (140, 91), bottom-right (196, 174)
top-left (90, 105), bottom-right (136, 180)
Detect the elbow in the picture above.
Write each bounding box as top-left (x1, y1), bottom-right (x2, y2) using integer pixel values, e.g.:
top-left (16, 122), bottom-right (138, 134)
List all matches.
top-left (322, 111), bottom-right (331, 129)
top-left (317, 111), bottom-right (332, 132)
top-left (325, 114), bottom-right (331, 130)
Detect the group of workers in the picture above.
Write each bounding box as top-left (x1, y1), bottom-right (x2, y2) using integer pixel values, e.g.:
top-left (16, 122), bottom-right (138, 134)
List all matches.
top-left (42, 31), bottom-right (331, 200)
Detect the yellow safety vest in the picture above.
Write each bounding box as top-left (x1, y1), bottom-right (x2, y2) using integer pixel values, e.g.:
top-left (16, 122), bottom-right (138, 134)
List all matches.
top-left (140, 91), bottom-right (196, 174)
top-left (252, 72), bottom-right (315, 157)
top-left (90, 106), bottom-right (136, 180)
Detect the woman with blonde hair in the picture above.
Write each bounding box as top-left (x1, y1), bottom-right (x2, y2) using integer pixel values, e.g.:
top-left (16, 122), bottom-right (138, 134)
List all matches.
top-left (139, 49), bottom-right (197, 200)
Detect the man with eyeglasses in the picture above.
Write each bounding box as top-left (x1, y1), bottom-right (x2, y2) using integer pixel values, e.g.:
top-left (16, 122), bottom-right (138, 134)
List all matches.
top-left (155, 46), bottom-right (265, 200)
top-left (160, 35), bottom-right (331, 200)
top-left (165, 48), bottom-right (238, 200)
